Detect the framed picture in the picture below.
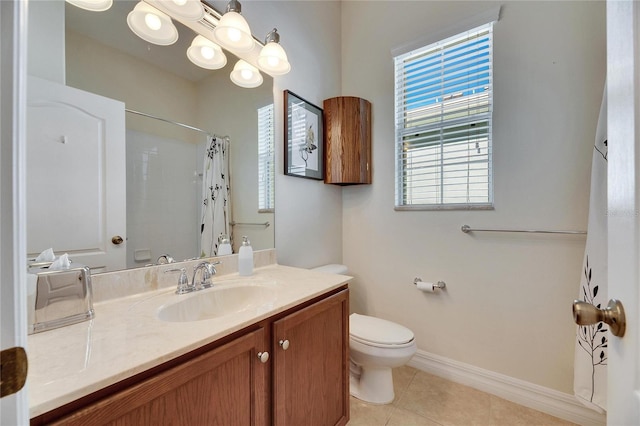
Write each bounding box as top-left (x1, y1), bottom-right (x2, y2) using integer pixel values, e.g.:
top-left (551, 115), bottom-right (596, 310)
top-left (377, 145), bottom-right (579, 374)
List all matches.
top-left (284, 90), bottom-right (324, 180)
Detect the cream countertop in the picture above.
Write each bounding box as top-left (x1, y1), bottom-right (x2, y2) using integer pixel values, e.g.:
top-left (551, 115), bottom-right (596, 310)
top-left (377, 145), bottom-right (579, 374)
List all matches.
top-left (27, 262), bottom-right (350, 418)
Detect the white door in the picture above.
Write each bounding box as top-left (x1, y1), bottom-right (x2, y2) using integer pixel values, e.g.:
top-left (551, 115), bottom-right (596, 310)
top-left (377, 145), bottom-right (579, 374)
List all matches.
top-left (606, 0), bottom-right (640, 424)
top-left (1, 0), bottom-right (29, 423)
top-left (27, 76), bottom-right (126, 272)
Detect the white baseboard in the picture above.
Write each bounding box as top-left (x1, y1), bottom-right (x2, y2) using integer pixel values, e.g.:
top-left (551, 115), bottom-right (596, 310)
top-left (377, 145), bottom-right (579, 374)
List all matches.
top-left (407, 350), bottom-right (606, 426)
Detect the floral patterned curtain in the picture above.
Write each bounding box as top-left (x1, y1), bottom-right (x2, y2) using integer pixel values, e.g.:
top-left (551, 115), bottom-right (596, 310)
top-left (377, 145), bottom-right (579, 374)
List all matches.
top-left (574, 83), bottom-right (607, 413)
top-left (200, 135), bottom-right (230, 257)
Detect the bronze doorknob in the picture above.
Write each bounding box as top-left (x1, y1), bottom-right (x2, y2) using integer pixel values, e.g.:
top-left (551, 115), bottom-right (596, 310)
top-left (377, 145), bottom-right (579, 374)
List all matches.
top-left (573, 299), bottom-right (626, 337)
top-left (112, 235), bottom-right (124, 245)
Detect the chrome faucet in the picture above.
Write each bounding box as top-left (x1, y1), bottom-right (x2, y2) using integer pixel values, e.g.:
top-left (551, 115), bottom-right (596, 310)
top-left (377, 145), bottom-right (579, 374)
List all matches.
top-left (165, 261), bottom-right (221, 294)
top-left (191, 261), bottom-right (220, 290)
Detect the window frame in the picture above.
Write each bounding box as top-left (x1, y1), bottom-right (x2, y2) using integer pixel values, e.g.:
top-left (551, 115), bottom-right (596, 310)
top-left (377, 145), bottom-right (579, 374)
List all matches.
top-left (257, 103), bottom-right (275, 213)
top-left (394, 22), bottom-right (495, 211)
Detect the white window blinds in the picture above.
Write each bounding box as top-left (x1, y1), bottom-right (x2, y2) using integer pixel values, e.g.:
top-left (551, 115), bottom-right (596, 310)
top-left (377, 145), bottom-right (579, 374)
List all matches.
top-left (394, 23), bottom-right (494, 209)
top-left (258, 104), bottom-right (274, 212)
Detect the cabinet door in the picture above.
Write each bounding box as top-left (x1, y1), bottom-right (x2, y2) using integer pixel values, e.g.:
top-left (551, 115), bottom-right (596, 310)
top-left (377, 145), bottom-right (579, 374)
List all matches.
top-left (324, 97), bottom-right (372, 185)
top-left (273, 290), bottom-right (349, 426)
top-left (50, 328), bottom-right (269, 426)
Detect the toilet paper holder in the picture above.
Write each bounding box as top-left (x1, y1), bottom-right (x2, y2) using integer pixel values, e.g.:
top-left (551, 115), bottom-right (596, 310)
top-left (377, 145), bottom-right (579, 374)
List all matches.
top-left (413, 277), bottom-right (446, 290)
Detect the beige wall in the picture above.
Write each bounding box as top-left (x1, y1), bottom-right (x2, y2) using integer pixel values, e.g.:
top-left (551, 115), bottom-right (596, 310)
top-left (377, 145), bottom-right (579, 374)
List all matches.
top-left (340, 1), bottom-right (605, 394)
top-left (65, 30), bottom-right (199, 144)
top-left (236, 1), bottom-right (344, 268)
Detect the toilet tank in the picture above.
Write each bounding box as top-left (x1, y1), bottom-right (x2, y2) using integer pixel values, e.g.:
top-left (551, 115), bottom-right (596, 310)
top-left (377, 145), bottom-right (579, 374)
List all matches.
top-left (311, 264), bottom-right (348, 274)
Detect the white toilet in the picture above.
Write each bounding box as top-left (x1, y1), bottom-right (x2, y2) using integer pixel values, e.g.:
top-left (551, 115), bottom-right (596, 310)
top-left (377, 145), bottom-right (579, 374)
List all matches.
top-left (312, 264), bottom-right (417, 404)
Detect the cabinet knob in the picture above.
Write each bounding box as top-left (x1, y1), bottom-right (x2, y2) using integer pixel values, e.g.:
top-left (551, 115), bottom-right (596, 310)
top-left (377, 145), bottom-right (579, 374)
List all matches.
top-left (279, 339), bottom-right (290, 350)
top-left (257, 351), bottom-right (269, 363)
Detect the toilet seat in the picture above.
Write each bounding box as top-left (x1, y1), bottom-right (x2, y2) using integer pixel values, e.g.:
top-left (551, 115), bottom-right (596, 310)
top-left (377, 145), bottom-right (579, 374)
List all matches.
top-left (350, 313), bottom-right (414, 347)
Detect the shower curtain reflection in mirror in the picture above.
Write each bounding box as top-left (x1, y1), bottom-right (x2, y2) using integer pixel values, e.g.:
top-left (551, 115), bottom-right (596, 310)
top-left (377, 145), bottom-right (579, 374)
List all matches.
top-left (200, 135), bottom-right (231, 257)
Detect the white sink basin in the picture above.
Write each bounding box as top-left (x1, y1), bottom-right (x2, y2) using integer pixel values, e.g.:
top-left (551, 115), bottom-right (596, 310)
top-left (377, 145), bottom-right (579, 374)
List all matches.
top-left (157, 284), bottom-right (277, 322)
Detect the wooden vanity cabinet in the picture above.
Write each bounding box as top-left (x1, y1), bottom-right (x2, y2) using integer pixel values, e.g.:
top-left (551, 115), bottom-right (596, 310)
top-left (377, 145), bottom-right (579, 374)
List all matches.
top-left (273, 290), bottom-right (349, 426)
top-left (34, 287), bottom-right (349, 426)
top-left (46, 329), bottom-right (269, 426)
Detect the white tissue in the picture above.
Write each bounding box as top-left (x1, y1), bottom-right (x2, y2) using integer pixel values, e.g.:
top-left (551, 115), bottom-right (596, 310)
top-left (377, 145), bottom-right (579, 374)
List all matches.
top-left (49, 253), bottom-right (71, 270)
top-left (416, 281), bottom-right (435, 293)
top-left (35, 248), bottom-right (55, 262)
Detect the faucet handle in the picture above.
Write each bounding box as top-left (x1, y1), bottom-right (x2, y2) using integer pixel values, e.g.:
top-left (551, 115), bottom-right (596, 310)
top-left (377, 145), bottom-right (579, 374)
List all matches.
top-left (157, 254), bottom-right (175, 264)
top-left (195, 261), bottom-right (223, 290)
top-left (208, 260), bottom-right (222, 276)
top-left (165, 268), bottom-right (193, 294)
top-left (197, 262), bottom-right (215, 289)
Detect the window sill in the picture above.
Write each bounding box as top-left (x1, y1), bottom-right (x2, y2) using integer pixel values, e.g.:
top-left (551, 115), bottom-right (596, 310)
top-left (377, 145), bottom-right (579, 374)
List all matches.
top-left (394, 203), bottom-right (494, 211)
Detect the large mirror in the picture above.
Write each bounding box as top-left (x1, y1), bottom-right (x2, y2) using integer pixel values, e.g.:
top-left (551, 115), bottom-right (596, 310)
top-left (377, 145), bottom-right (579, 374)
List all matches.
top-left (27, 0), bottom-right (275, 273)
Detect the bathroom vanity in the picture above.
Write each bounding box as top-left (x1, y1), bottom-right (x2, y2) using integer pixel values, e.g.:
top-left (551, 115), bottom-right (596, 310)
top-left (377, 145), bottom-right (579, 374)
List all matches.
top-left (28, 251), bottom-right (350, 426)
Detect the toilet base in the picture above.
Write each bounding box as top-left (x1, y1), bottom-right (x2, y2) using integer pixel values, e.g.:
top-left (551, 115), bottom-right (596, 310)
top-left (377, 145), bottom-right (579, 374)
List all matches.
top-left (349, 366), bottom-right (395, 404)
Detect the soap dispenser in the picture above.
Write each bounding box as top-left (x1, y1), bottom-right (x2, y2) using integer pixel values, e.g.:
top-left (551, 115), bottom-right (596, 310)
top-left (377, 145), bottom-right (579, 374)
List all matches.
top-left (218, 234), bottom-right (232, 256)
top-left (238, 236), bottom-right (253, 276)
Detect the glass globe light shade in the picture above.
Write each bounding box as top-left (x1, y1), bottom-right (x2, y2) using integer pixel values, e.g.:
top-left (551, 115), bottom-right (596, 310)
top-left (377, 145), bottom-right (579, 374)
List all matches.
top-left (187, 36), bottom-right (227, 70)
top-left (258, 42), bottom-right (291, 75)
top-left (230, 60), bottom-right (263, 88)
top-left (155, 0), bottom-right (204, 21)
top-left (212, 11), bottom-right (254, 52)
top-left (127, 2), bottom-right (178, 46)
top-left (65, 0), bottom-right (113, 12)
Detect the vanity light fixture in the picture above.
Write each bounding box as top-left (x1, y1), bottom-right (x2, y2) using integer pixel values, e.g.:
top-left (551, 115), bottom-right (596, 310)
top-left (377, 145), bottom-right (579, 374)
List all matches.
top-left (127, 1), bottom-right (179, 46)
top-left (258, 28), bottom-right (291, 75)
top-left (212, 0), bottom-right (254, 53)
top-left (65, 0), bottom-right (113, 12)
top-left (187, 35), bottom-right (227, 69)
top-left (67, 0), bottom-right (291, 86)
top-left (230, 60), bottom-right (263, 88)
top-left (155, 0), bottom-right (204, 22)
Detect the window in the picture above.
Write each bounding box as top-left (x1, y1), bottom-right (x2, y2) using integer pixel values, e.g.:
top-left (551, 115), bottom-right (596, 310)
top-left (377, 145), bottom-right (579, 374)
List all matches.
top-left (258, 104), bottom-right (274, 212)
top-left (394, 23), bottom-right (494, 209)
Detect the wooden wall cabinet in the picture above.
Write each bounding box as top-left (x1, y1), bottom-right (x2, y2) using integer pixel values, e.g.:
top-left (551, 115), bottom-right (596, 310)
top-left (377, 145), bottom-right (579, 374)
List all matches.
top-left (323, 96), bottom-right (372, 185)
top-left (36, 288), bottom-right (349, 426)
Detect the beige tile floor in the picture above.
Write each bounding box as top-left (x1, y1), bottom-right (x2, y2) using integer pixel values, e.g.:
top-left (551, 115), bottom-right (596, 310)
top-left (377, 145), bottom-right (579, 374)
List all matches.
top-left (348, 366), bottom-right (577, 426)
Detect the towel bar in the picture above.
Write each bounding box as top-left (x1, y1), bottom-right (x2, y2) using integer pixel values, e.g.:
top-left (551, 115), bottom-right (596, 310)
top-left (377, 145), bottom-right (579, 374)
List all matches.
top-left (461, 224), bottom-right (586, 235)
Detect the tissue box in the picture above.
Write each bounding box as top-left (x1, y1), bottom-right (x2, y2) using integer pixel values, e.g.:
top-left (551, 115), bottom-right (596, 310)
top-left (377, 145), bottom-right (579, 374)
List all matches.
top-left (27, 265), bottom-right (94, 334)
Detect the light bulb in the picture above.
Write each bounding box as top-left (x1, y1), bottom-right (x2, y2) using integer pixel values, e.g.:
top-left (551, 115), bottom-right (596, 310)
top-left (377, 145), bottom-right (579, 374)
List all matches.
top-left (267, 56), bottom-right (280, 67)
top-left (227, 28), bottom-right (242, 43)
top-left (200, 46), bottom-right (215, 60)
top-left (241, 68), bottom-right (253, 80)
top-left (172, 0), bottom-right (187, 5)
top-left (145, 13), bottom-right (162, 31)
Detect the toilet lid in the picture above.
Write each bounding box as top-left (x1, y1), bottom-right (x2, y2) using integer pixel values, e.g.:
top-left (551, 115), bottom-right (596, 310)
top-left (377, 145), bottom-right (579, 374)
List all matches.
top-left (350, 313), bottom-right (414, 345)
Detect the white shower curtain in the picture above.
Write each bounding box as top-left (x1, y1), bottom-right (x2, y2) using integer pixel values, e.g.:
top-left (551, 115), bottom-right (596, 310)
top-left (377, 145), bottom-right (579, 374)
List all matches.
top-left (574, 83), bottom-right (607, 413)
top-left (200, 135), bottom-right (231, 257)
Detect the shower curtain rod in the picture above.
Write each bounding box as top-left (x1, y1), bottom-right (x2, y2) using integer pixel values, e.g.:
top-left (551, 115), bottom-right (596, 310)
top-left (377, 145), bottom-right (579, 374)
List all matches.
top-left (125, 108), bottom-right (224, 139)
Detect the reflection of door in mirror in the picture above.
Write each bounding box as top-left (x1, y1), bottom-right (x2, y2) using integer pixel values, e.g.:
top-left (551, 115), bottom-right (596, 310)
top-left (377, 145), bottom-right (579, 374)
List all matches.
top-left (27, 76), bottom-right (126, 273)
top-left (66, 1), bottom-right (274, 269)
